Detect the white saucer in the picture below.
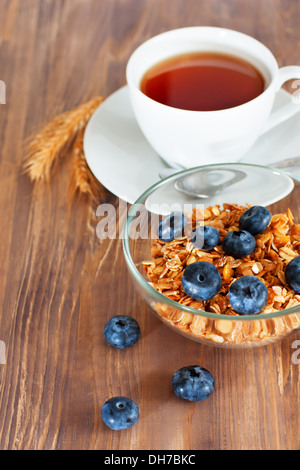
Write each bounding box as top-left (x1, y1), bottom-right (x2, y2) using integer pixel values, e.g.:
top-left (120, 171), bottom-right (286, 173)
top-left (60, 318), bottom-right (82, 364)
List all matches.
top-left (84, 86), bottom-right (300, 204)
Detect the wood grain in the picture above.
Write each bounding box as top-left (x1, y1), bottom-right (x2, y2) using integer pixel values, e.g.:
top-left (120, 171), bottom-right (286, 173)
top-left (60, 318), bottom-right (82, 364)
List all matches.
top-left (0, 0), bottom-right (300, 450)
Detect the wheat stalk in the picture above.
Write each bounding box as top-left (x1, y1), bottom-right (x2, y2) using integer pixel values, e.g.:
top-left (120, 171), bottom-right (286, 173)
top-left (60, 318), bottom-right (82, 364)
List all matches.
top-left (23, 96), bottom-right (104, 183)
top-left (68, 127), bottom-right (103, 207)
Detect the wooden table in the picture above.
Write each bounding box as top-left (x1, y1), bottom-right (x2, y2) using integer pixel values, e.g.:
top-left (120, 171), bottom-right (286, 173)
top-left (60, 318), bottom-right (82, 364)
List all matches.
top-left (1, 0), bottom-right (300, 451)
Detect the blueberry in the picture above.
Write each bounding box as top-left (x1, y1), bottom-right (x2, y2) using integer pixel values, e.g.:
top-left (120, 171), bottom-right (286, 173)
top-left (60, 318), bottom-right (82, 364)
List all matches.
top-left (285, 256), bottom-right (300, 293)
top-left (222, 230), bottom-right (256, 258)
top-left (158, 211), bottom-right (187, 242)
top-left (172, 365), bottom-right (214, 402)
top-left (239, 205), bottom-right (271, 235)
top-left (182, 261), bottom-right (222, 301)
top-left (191, 225), bottom-right (220, 251)
top-left (104, 315), bottom-right (141, 349)
top-left (229, 275), bottom-right (268, 315)
top-left (101, 397), bottom-right (139, 430)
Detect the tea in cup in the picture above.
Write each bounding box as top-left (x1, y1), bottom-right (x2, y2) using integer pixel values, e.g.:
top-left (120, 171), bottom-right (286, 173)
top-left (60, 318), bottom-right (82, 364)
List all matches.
top-left (126, 27), bottom-right (300, 168)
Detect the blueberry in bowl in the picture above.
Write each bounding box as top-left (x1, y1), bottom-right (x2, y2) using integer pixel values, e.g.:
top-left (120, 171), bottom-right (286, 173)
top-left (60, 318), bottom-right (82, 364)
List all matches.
top-left (182, 261), bottom-right (222, 301)
top-left (158, 211), bottom-right (187, 242)
top-left (191, 224), bottom-right (220, 251)
top-left (285, 256), bottom-right (300, 293)
top-left (222, 230), bottom-right (256, 258)
top-left (239, 205), bottom-right (271, 235)
top-left (228, 275), bottom-right (269, 315)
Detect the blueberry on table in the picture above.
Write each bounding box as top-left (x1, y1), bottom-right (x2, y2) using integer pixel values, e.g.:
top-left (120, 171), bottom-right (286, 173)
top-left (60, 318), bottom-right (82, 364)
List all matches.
top-left (285, 256), bottom-right (300, 293)
top-left (182, 261), bottom-right (222, 301)
top-left (222, 230), bottom-right (256, 258)
top-left (239, 205), bottom-right (271, 235)
top-left (191, 225), bottom-right (220, 251)
top-left (229, 275), bottom-right (268, 315)
top-left (104, 315), bottom-right (141, 349)
top-left (101, 397), bottom-right (139, 430)
top-left (172, 365), bottom-right (214, 402)
top-left (158, 211), bottom-right (187, 242)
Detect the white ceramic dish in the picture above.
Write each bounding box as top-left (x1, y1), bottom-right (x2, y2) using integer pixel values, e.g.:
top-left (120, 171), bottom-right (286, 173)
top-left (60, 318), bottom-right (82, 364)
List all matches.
top-left (84, 86), bottom-right (300, 204)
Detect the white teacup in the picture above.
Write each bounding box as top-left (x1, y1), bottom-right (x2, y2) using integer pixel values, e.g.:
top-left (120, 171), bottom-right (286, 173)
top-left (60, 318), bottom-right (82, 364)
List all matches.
top-left (126, 27), bottom-right (300, 169)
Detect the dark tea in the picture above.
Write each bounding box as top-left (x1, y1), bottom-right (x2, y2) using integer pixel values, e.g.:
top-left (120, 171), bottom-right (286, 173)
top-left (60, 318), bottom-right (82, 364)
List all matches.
top-left (140, 52), bottom-right (265, 111)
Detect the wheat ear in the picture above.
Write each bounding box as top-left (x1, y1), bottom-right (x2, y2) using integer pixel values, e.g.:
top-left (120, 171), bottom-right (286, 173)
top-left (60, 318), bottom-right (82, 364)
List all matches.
top-left (23, 97), bottom-right (104, 182)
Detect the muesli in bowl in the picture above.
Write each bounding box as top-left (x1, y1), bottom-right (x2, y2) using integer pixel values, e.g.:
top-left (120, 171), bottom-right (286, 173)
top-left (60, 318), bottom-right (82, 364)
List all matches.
top-left (123, 163), bottom-right (300, 348)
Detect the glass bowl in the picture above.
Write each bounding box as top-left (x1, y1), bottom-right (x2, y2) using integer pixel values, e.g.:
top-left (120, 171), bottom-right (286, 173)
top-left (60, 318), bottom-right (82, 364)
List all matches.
top-left (122, 163), bottom-right (300, 348)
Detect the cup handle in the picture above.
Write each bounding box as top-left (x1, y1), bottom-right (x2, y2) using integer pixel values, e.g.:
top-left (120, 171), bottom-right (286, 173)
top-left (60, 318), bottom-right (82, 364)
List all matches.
top-left (261, 66), bottom-right (300, 134)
